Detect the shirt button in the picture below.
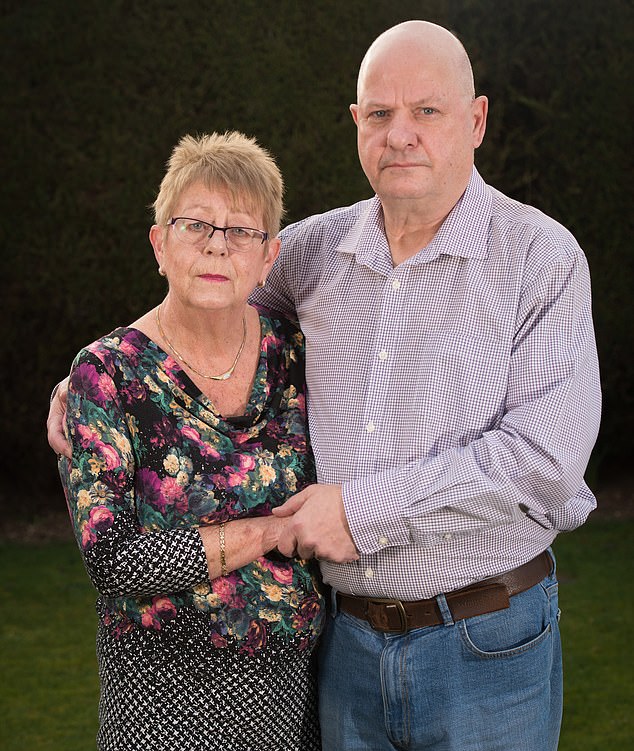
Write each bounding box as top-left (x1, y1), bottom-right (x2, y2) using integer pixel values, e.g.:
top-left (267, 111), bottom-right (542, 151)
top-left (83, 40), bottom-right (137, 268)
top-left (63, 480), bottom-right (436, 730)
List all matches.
top-left (378, 350), bottom-right (388, 361)
top-left (365, 421), bottom-right (376, 433)
top-left (378, 536), bottom-right (389, 546)
top-left (391, 279), bottom-right (401, 290)
top-left (443, 533), bottom-right (453, 541)
top-left (365, 567), bottom-right (374, 579)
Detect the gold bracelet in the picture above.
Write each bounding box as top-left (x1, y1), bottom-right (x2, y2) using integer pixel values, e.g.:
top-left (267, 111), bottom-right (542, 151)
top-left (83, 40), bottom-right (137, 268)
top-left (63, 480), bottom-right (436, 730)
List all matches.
top-left (218, 523), bottom-right (227, 577)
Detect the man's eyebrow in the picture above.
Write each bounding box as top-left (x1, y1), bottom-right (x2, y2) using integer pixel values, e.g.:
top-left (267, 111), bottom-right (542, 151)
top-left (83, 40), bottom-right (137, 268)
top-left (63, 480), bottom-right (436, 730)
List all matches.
top-left (361, 101), bottom-right (390, 110)
top-left (361, 96), bottom-right (441, 109)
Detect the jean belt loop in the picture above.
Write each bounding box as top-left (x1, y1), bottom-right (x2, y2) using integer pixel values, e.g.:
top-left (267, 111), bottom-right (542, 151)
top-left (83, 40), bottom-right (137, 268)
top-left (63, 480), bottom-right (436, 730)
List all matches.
top-left (546, 546), bottom-right (557, 577)
top-left (329, 586), bottom-right (339, 618)
top-left (435, 593), bottom-right (454, 626)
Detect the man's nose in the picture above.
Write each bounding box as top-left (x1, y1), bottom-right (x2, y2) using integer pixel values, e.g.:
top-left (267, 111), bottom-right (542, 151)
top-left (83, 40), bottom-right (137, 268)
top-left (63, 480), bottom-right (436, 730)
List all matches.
top-left (386, 115), bottom-right (418, 150)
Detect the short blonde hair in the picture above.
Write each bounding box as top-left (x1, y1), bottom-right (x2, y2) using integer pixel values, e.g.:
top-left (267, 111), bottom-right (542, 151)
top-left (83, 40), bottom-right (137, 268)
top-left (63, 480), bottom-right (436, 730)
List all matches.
top-left (152, 131), bottom-right (284, 237)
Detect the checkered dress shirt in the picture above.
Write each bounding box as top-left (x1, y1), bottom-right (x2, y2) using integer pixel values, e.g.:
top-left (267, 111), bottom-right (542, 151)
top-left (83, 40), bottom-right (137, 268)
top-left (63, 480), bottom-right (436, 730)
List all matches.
top-left (252, 168), bottom-right (601, 599)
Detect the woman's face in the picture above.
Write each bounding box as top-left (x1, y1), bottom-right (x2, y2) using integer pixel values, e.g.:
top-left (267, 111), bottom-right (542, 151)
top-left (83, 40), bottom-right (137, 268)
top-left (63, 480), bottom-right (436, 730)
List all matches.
top-left (150, 181), bottom-right (279, 316)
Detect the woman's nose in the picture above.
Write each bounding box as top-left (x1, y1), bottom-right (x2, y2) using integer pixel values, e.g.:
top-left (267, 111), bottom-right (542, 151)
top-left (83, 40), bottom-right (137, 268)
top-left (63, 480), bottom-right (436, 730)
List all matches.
top-left (202, 229), bottom-right (228, 255)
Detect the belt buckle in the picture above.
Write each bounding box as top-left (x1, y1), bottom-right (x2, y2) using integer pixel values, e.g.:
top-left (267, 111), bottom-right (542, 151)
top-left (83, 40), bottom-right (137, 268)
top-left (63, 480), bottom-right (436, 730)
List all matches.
top-left (367, 598), bottom-right (409, 634)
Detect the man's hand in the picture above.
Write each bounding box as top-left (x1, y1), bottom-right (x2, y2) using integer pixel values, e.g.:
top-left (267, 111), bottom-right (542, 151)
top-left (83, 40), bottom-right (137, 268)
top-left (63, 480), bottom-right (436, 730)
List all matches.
top-left (272, 484), bottom-right (359, 563)
top-left (47, 377), bottom-right (71, 457)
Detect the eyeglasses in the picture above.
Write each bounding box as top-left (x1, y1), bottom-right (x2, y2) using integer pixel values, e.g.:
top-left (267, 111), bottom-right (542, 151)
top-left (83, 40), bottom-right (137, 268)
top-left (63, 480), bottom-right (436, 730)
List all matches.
top-left (168, 217), bottom-right (268, 252)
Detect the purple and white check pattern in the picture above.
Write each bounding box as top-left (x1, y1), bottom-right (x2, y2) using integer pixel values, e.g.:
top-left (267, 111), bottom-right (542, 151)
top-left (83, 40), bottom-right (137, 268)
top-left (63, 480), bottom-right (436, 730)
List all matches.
top-left (252, 168), bottom-right (601, 599)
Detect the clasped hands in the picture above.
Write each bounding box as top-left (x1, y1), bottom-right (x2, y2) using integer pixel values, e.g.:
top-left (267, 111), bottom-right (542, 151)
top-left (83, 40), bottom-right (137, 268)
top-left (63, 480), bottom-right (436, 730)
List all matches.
top-left (273, 484), bottom-right (359, 564)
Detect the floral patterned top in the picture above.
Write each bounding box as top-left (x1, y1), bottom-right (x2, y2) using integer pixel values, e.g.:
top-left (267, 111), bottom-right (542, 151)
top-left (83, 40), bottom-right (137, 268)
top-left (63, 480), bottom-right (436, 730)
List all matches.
top-left (60, 310), bottom-right (324, 656)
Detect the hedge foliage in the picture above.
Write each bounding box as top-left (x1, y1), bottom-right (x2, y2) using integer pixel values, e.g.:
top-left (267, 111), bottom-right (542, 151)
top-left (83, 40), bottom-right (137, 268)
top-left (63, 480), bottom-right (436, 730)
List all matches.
top-left (1, 0), bottom-right (632, 507)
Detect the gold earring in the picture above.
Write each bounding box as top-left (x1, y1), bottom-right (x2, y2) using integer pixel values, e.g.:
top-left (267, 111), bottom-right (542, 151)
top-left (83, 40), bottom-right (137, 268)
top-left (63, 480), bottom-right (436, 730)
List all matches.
top-left (158, 266), bottom-right (166, 277)
top-left (257, 280), bottom-right (265, 288)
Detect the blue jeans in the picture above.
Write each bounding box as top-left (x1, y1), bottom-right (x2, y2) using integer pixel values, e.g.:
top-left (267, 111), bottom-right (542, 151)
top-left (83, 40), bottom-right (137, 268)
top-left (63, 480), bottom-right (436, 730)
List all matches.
top-left (319, 560), bottom-right (562, 750)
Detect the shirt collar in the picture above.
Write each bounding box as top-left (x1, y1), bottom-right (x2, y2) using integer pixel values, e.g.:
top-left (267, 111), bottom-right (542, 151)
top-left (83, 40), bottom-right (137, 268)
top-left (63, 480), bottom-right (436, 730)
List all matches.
top-left (335, 167), bottom-right (492, 270)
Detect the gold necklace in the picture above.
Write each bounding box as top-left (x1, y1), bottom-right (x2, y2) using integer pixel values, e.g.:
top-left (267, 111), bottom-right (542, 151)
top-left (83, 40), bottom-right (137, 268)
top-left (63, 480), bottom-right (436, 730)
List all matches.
top-left (155, 304), bottom-right (247, 381)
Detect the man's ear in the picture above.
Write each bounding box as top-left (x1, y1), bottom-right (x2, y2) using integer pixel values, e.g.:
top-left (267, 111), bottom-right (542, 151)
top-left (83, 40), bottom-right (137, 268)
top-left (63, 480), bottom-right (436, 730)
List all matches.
top-left (472, 95), bottom-right (488, 149)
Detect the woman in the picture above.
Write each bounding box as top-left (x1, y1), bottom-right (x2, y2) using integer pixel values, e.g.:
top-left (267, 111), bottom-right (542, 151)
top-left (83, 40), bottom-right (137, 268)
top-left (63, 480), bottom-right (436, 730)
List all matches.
top-left (59, 131), bottom-right (323, 750)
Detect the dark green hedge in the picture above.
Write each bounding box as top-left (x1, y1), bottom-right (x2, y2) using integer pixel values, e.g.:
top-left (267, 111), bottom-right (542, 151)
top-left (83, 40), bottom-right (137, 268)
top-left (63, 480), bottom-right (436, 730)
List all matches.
top-left (1, 0), bottom-right (631, 509)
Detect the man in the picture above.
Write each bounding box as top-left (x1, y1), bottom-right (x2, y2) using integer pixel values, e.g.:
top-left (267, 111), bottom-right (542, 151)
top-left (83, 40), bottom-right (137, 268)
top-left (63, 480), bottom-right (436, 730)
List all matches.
top-left (50, 20), bottom-right (600, 750)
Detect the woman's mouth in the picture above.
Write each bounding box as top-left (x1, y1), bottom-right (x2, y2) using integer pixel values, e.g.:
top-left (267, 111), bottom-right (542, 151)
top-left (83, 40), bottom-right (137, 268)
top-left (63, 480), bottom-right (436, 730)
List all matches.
top-left (198, 274), bottom-right (229, 282)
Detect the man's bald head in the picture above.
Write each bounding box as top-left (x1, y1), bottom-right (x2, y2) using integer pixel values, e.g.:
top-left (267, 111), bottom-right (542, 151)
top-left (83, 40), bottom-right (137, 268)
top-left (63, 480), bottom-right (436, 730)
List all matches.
top-left (356, 20), bottom-right (475, 102)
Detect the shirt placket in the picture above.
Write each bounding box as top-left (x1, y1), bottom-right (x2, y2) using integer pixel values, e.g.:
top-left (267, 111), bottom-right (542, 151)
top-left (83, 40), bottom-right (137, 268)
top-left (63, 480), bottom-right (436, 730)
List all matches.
top-left (353, 266), bottom-right (410, 585)
top-left (357, 266), bottom-right (409, 473)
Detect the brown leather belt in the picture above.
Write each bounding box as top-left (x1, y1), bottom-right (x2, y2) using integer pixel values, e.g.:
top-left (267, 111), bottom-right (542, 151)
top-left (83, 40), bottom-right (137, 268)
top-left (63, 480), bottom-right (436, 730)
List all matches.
top-left (336, 550), bottom-right (553, 634)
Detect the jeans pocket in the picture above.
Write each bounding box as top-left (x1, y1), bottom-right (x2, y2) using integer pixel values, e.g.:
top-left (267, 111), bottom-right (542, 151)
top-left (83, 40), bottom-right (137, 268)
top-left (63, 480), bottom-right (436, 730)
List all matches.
top-left (458, 583), bottom-right (553, 659)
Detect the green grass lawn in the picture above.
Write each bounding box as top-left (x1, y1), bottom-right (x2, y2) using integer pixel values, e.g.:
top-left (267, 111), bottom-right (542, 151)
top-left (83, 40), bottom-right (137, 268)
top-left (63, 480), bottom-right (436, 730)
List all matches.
top-left (0, 520), bottom-right (632, 750)
top-left (556, 520), bottom-right (634, 749)
top-left (0, 541), bottom-right (99, 750)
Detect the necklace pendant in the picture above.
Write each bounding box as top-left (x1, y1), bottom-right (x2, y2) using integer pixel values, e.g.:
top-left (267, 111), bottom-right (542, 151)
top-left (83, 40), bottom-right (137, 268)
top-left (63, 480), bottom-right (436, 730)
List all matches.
top-left (215, 371), bottom-right (232, 381)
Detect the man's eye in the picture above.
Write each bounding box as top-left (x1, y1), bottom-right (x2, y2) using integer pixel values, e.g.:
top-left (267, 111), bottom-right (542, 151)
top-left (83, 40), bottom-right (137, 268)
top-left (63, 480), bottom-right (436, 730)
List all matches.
top-left (369, 110), bottom-right (388, 119)
top-left (418, 107), bottom-right (436, 116)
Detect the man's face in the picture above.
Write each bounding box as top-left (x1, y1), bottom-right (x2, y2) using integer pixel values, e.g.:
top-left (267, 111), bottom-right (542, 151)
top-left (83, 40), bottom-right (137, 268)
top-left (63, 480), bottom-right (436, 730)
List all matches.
top-left (350, 44), bottom-right (487, 212)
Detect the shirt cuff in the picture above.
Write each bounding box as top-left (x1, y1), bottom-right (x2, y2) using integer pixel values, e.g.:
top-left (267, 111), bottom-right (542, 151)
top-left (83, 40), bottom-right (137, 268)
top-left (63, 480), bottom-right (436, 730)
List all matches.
top-left (342, 469), bottom-right (413, 555)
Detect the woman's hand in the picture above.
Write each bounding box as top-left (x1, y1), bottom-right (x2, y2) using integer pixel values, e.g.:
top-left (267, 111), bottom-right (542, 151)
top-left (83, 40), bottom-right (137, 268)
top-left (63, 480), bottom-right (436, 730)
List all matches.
top-left (197, 515), bottom-right (288, 580)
